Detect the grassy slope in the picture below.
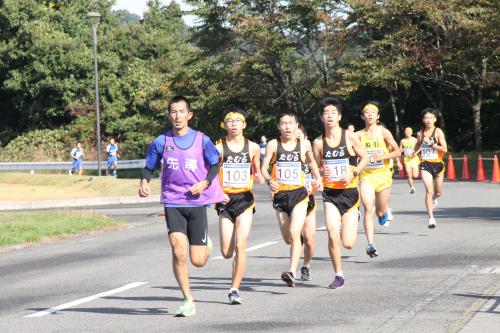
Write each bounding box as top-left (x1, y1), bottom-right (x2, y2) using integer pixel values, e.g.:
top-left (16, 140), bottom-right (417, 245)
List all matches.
top-left (0, 211), bottom-right (125, 248)
top-left (0, 173), bottom-right (161, 201)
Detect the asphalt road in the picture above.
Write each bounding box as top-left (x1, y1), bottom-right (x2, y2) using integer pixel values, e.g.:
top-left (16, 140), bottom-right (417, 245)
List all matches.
top-left (1, 180), bottom-right (499, 332)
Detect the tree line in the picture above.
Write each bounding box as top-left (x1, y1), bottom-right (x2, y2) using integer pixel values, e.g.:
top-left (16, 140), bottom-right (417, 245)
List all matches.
top-left (0, 0), bottom-right (498, 162)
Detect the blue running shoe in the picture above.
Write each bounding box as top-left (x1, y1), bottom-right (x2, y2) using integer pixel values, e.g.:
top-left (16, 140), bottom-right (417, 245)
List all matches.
top-left (378, 212), bottom-right (389, 226)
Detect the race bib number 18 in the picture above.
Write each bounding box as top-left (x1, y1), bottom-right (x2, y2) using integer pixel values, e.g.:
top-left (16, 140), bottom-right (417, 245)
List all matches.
top-left (324, 158), bottom-right (350, 181)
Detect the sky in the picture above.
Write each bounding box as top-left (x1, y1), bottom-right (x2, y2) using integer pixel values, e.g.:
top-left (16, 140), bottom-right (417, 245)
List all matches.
top-left (112, 0), bottom-right (195, 21)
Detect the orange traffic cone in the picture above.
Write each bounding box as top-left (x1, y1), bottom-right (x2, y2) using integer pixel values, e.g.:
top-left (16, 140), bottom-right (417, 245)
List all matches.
top-left (446, 155), bottom-right (456, 180)
top-left (476, 154), bottom-right (487, 181)
top-left (491, 154), bottom-right (500, 184)
top-left (462, 154), bottom-right (471, 180)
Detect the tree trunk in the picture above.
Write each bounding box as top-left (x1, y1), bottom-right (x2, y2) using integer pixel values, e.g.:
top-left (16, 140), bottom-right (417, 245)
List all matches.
top-left (437, 90), bottom-right (446, 133)
top-left (388, 90), bottom-right (400, 139)
top-left (471, 88), bottom-right (482, 150)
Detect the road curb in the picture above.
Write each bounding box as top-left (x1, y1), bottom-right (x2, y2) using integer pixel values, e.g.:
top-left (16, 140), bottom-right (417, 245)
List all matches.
top-left (0, 195), bottom-right (161, 211)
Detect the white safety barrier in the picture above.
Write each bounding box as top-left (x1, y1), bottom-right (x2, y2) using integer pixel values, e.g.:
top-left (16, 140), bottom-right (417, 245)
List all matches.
top-left (0, 159), bottom-right (146, 171)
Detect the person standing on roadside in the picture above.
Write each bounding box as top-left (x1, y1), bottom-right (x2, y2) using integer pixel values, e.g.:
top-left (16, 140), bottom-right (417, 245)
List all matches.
top-left (70, 142), bottom-right (84, 176)
top-left (259, 135), bottom-right (267, 161)
top-left (106, 138), bottom-right (119, 177)
top-left (138, 95), bottom-right (224, 317)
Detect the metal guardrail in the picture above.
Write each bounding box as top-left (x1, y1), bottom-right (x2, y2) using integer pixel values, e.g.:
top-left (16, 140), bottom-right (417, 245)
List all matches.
top-left (0, 159), bottom-right (146, 171)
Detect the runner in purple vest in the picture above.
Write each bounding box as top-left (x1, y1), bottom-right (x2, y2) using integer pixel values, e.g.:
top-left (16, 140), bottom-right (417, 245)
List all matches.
top-left (138, 95), bottom-right (223, 317)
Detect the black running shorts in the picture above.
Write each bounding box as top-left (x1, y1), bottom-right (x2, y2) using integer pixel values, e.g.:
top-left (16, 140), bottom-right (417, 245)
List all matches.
top-left (215, 191), bottom-right (255, 223)
top-left (164, 206), bottom-right (208, 246)
top-left (306, 194), bottom-right (316, 216)
top-left (322, 187), bottom-right (360, 216)
top-left (273, 187), bottom-right (308, 216)
top-left (420, 161), bottom-right (445, 178)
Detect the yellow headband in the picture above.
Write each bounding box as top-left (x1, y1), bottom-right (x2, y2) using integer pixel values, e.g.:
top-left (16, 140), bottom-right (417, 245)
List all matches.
top-left (363, 103), bottom-right (379, 114)
top-left (220, 112), bottom-right (245, 129)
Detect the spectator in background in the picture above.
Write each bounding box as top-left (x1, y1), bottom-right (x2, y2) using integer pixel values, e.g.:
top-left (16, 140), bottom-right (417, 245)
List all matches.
top-left (259, 135), bottom-right (267, 161)
top-left (70, 142), bottom-right (84, 176)
top-left (347, 124), bottom-right (355, 132)
top-left (106, 138), bottom-right (119, 177)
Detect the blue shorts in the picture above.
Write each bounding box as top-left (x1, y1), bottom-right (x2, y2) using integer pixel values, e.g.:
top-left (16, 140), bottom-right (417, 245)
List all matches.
top-left (72, 159), bottom-right (83, 170)
top-left (107, 156), bottom-right (117, 168)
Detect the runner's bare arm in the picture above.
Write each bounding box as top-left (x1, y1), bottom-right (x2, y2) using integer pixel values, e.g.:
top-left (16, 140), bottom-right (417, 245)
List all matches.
top-left (349, 131), bottom-right (369, 173)
top-left (261, 139), bottom-right (279, 191)
top-left (434, 129), bottom-right (448, 153)
top-left (412, 132), bottom-right (423, 157)
top-left (249, 141), bottom-right (264, 184)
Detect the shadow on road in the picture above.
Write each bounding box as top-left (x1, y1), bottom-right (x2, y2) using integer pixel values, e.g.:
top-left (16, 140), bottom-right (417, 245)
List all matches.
top-left (27, 307), bottom-right (169, 316)
top-left (396, 207), bottom-right (500, 221)
top-left (454, 293), bottom-right (500, 313)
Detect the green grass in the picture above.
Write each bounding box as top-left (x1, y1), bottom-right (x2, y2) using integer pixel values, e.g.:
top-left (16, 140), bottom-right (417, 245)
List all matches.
top-left (0, 211), bottom-right (125, 247)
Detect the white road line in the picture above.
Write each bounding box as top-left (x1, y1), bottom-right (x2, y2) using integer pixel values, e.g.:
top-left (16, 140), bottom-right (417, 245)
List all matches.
top-left (211, 241), bottom-right (279, 260)
top-left (25, 282), bottom-right (148, 318)
top-left (210, 225), bottom-right (326, 260)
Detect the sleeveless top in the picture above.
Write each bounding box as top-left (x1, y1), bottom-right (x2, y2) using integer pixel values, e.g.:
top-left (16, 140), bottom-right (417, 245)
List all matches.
top-left (161, 130), bottom-right (224, 205)
top-left (419, 127), bottom-right (444, 163)
top-left (401, 137), bottom-right (419, 164)
top-left (271, 138), bottom-right (305, 192)
top-left (359, 126), bottom-right (391, 176)
top-left (218, 138), bottom-right (253, 194)
top-left (322, 129), bottom-right (359, 189)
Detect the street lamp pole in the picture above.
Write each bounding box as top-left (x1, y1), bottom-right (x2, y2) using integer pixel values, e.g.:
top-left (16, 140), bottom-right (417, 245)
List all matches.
top-left (87, 11), bottom-right (101, 176)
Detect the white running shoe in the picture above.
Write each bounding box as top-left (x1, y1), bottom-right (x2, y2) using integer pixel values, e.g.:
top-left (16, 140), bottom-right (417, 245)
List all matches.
top-left (385, 208), bottom-right (393, 227)
top-left (432, 196), bottom-right (438, 208)
top-left (428, 217), bottom-right (436, 229)
top-left (410, 187), bottom-right (415, 194)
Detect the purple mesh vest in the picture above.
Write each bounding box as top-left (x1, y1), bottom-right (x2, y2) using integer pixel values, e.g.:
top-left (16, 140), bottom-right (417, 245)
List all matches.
top-left (161, 130), bottom-right (224, 205)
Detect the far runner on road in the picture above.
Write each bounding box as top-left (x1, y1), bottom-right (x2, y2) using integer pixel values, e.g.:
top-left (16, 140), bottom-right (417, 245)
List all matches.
top-left (215, 106), bottom-right (263, 305)
top-left (138, 95), bottom-right (224, 317)
top-left (261, 109), bottom-right (322, 288)
top-left (411, 108), bottom-right (448, 229)
top-left (399, 127), bottom-right (420, 193)
top-left (357, 102), bottom-right (401, 258)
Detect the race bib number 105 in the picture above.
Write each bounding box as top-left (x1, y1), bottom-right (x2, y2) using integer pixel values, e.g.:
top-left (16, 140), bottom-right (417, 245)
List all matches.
top-left (276, 161), bottom-right (302, 185)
